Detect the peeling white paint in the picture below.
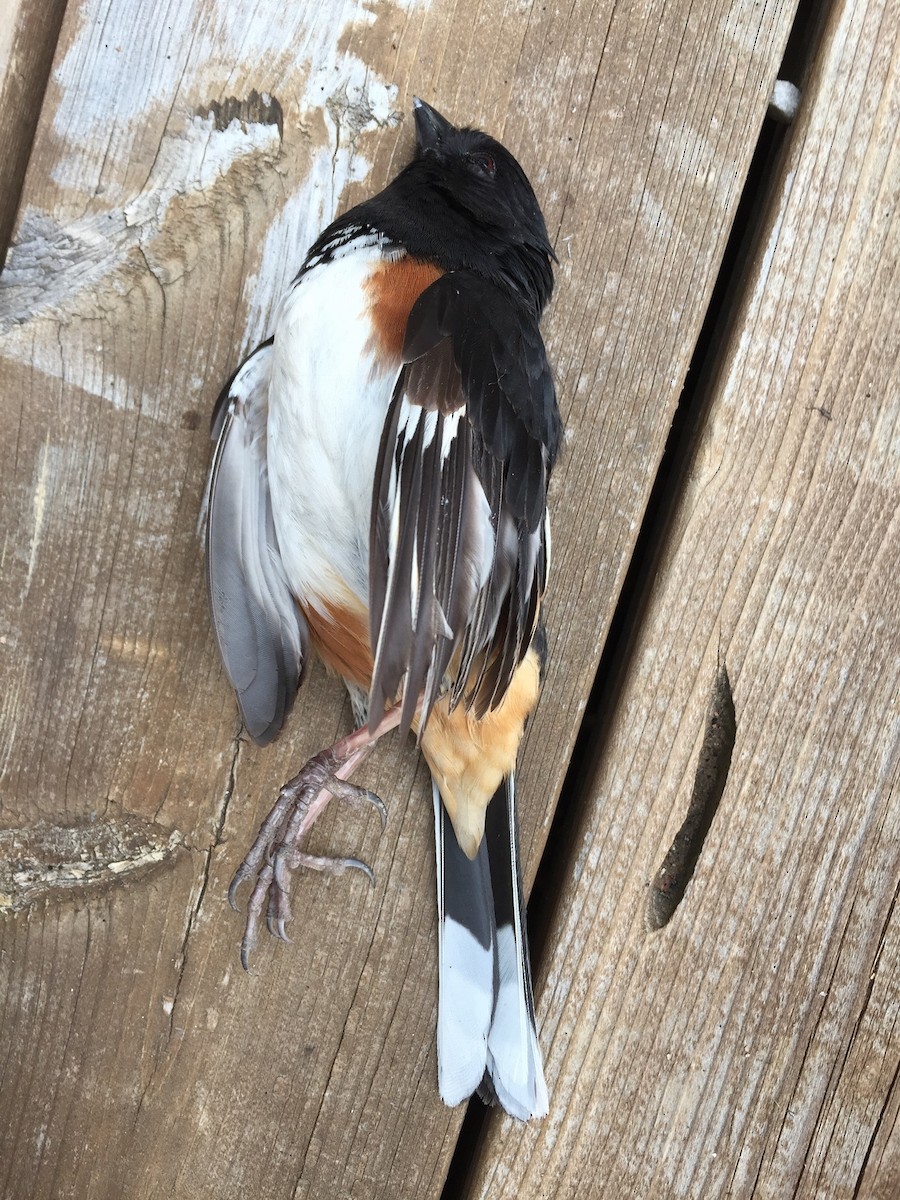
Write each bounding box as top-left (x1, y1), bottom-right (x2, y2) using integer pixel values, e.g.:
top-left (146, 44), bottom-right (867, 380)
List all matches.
top-left (47, 1), bottom-right (404, 205)
top-left (108, 848), bottom-right (169, 873)
top-left (241, 58), bottom-right (401, 348)
top-left (25, 439), bottom-right (52, 595)
top-left (2, 1), bottom-right (411, 407)
top-left (48, 3), bottom-right (346, 190)
top-left (123, 112), bottom-right (281, 233)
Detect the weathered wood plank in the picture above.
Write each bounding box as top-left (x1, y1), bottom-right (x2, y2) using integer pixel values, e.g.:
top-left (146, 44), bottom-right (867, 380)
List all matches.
top-left (470, 0), bottom-right (900, 1193)
top-left (0, 0), bottom-right (67, 265)
top-left (0, 0), bottom-right (799, 1195)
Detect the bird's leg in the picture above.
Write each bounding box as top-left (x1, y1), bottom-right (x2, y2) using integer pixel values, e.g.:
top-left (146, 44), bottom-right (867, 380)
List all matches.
top-left (228, 707), bottom-right (402, 969)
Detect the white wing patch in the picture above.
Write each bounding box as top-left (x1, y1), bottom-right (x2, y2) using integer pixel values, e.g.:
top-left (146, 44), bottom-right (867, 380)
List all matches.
top-left (370, 385), bottom-right (496, 729)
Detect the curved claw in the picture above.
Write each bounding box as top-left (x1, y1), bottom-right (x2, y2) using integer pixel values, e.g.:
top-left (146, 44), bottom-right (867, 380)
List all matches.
top-left (364, 790), bottom-right (389, 831)
top-left (266, 909), bottom-right (291, 943)
top-left (328, 777), bottom-right (388, 830)
top-left (228, 864), bottom-right (252, 912)
top-left (342, 856), bottom-right (376, 887)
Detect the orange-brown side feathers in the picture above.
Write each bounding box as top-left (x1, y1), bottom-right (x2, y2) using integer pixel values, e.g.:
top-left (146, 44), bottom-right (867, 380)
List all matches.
top-left (301, 592), bottom-right (373, 691)
top-left (366, 256), bottom-right (443, 362)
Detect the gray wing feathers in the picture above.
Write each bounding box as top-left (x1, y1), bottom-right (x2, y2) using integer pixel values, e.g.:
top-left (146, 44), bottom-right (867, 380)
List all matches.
top-left (205, 344), bottom-right (307, 745)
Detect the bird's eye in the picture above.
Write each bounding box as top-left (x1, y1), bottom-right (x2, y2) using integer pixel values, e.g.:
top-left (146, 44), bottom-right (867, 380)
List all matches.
top-left (468, 152), bottom-right (497, 178)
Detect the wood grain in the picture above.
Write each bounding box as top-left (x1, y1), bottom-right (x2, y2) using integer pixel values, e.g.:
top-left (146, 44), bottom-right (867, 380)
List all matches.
top-left (0, 0), bottom-right (67, 266)
top-left (471, 0), bottom-right (900, 1193)
top-left (0, 0), bottom-right (800, 1194)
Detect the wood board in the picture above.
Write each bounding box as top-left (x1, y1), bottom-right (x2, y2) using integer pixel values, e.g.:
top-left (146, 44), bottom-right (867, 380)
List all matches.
top-left (0, 0), bottom-right (802, 1194)
top-left (471, 0), bottom-right (900, 1192)
top-left (0, 0), bottom-right (68, 265)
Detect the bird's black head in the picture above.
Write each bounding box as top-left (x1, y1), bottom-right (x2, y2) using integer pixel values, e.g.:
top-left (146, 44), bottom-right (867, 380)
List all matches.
top-left (411, 99), bottom-right (549, 243)
top-left (355, 100), bottom-right (555, 314)
top-left (406, 99), bottom-right (555, 311)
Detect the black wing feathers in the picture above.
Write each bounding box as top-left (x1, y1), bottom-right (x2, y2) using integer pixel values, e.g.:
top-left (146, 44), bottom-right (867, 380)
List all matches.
top-left (370, 272), bottom-right (559, 733)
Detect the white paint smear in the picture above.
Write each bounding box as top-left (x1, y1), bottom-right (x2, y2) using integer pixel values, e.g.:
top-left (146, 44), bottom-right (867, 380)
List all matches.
top-left (48, 0), bottom-right (391, 195)
top-left (2, 0), bottom-right (415, 403)
top-left (25, 439), bottom-right (53, 595)
top-left (242, 59), bottom-right (401, 347)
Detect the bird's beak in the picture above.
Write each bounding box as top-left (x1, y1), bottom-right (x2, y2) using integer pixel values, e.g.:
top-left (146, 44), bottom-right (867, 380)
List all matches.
top-left (413, 97), bottom-right (454, 152)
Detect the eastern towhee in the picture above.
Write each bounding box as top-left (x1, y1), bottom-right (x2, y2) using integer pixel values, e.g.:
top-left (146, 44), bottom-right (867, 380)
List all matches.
top-left (205, 98), bottom-right (560, 1120)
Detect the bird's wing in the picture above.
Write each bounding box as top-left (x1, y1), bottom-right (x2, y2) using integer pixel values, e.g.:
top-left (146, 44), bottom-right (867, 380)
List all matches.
top-left (204, 339), bottom-right (308, 745)
top-left (369, 271), bottom-right (560, 734)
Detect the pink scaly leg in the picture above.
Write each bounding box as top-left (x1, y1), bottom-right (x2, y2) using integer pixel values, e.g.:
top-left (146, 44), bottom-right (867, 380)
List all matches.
top-left (228, 707), bottom-right (402, 969)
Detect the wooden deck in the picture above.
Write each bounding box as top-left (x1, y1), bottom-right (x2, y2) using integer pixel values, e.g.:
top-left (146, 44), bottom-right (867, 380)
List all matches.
top-left (1, 0), bottom-right (897, 1196)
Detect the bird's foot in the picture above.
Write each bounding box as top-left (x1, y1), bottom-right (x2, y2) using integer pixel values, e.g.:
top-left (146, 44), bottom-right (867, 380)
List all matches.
top-left (228, 728), bottom-right (390, 970)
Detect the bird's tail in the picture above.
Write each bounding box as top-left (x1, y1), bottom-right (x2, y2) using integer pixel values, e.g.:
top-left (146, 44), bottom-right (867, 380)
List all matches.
top-left (432, 774), bottom-right (548, 1120)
